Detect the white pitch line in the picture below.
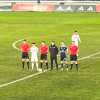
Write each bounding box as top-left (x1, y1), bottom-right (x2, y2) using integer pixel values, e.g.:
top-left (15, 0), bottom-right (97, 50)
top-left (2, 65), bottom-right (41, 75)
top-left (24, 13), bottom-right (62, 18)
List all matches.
top-left (79, 52), bottom-right (100, 61)
top-left (0, 39), bottom-right (100, 89)
top-left (12, 39), bottom-right (24, 51)
top-left (0, 72), bottom-right (42, 88)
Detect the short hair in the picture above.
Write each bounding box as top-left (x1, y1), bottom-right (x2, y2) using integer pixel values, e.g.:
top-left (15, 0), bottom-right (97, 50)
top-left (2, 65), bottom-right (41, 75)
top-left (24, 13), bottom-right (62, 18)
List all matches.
top-left (41, 41), bottom-right (45, 43)
top-left (61, 41), bottom-right (64, 43)
top-left (52, 41), bottom-right (55, 43)
top-left (32, 42), bottom-right (36, 44)
top-left (23, 39), bottom-right (27, 41)
top-left (74, 30), bottom-right (77, 32)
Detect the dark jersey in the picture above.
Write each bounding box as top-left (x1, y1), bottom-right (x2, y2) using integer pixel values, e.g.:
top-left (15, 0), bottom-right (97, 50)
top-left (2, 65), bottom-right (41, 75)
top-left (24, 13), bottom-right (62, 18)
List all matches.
top-left (60, 46), bottom-right (67, 57)
top-left (49, 45), bottom-right (58, 58)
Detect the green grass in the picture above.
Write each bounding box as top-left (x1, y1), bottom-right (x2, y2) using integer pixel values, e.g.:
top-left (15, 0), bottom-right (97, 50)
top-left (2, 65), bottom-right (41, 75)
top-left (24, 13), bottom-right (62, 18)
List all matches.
top-left (0, 12), bottom-right (100, 100)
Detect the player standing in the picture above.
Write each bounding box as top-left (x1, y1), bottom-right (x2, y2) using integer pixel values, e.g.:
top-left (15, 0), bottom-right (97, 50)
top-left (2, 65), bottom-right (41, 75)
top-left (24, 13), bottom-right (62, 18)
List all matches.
top-left (20, 39), bottom-right (30, 69)
top-left (39, 41), bottom-right (49, 71)
top-left (30, 42), bottom-right (41, 72)
top-left (49, 41), bottom-right (58, 70)
top-left (60, 42), bottom-right (68, 71)
top-left (71, 30), bottom-right (81, 47)
top-left (69, 41), bottom-right (79, 71)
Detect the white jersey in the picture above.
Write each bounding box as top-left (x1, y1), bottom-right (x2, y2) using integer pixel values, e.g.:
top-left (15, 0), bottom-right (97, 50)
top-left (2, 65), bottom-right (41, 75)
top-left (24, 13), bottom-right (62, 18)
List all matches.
top-left (72, 34), bottom-right (81, 46)
top-left (30, 46), bottom-right (39, 62)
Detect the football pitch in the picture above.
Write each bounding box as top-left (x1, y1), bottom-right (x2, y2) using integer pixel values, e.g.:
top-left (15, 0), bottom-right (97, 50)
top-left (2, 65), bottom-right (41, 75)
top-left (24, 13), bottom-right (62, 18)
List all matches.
top-left (0, 12), bottom-right (100, 100)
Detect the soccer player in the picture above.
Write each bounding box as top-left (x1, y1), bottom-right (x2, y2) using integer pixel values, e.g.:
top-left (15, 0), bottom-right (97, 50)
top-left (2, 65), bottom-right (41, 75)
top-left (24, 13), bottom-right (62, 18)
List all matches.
top-left (49, 41), bottom-right (58, 70)
top-left (20, 39), bottom-right (30, 69)
top-left (30, 42), bottom-right (41, 72)
top-left (71, 30), bottom-right (81, 47)
top-left (60, 42), bottom-right (68, 71)
top-left (69, 41), bottom-right (79, 71)
top-left (39, 41), bottom-right (49, 71)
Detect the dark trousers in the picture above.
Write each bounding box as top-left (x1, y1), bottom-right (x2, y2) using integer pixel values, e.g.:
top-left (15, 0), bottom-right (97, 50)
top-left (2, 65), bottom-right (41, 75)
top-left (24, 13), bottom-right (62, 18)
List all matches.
top-left (50, 56), bottom-right (58, 70)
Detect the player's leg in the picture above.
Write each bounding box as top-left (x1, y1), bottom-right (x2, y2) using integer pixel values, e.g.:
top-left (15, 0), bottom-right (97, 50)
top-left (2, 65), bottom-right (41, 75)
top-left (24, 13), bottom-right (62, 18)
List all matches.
top-left (61, 60), bottom-right (63, 70)
top-left (22, 59), bottom-right (25, 69)
top-left (36, 61), bottom-right (39, 71)
top-left (75, 61), bottom-right (78, 71)
top-left (26, 59), bottom-right (30, 70)
top-left (70, 55), bottom-right (74, 70)
top-left (55, 56), bottom-right (58, 70)
top-left (44, 54), bottom-right (48, 70)
top-left (60, 55), bottom-right (64, 70)
top-left (60, 56), bottom-right (64, 71)
top-left (25, 53), bottom-right (30, 70)
top-left (45, 60), bottom-right (48, 70)
top-left (31, 57), bottom-right (34, 70)
top-left (66, 61), bottom-right (69, 71)
top-left (64, 58), bottom-right (69, 71)
top-left (35, 57), bottom-right (39, 71)
top-left (62, 55), bottom-right (68, 71)
top-left (70, 61), bottom-right (74, 70)
top-left (22, 52), bottom-right (25, 69)
top-left (50, 57), bottom-right (53, 70)
top-left (40, 54), bottom-right (43, 70)
top-left (31, 61), bottom-right (34, 70)
top-left (75, 55), bottom-right (78, 71)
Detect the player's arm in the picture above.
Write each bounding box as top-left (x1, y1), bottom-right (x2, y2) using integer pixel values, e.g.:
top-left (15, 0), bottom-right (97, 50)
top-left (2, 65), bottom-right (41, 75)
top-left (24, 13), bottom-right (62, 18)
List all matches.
top-left (47, 45), bottom-right (49, 54)
top-left (37, 48), bottom-right (39, 57)
top-left (68, 46), bottom-right (71, 55)
top-left (78, 35), bottom-right (81, 43)
top-left (39, 46), bottom-right (41, 54)
top-left (56, 46), bottom-right (59, 54)
top-left (77, 47), bottom-right (79, 56)
top-left (71, 34), bottom-right (75, 42)
top-left (28, 44), bottom-right (30, 52)
top-left (20, 44), bottom-right (23, 52)
top-left (39, 46), bottom-right (41, 56)
top-left (66, 47), bottom-right (68, 54)
top-left (59, 47), bottom-right (61, 53)
top-left (49, 46), bottom-right (51, 52)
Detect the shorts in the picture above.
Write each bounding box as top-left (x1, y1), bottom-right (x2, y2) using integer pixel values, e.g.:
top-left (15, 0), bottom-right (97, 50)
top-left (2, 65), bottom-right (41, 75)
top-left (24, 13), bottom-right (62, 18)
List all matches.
top-left (70, 55), bottom-right (77, 61)
top-left (60, 54), bottom-right (67, 61)
top-left (40, 54), bottom-right (47, 60)
top-left (31, 57), bottom-right (38, 62)
top-left (22, 52), bottom-right (29, 59)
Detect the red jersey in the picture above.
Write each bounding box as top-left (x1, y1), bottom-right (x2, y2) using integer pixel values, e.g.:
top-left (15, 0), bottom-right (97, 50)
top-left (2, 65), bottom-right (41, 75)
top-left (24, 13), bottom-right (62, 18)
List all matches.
top-left (20, 43), bottom-right (30, 53)
top-left (69, 44), bottom-right (78, 55)
top-left (40, 44), bottom-right (48, 54)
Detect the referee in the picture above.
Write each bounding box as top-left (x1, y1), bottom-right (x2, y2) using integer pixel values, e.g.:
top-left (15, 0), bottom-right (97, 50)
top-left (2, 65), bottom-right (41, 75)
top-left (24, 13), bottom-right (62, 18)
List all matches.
top-left (49, 41), bottom-right (58, 70)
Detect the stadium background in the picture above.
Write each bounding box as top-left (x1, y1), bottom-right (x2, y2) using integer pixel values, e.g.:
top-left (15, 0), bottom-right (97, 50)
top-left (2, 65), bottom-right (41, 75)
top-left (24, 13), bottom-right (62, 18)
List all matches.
top-left (0, 0), bottom-right (100, 12)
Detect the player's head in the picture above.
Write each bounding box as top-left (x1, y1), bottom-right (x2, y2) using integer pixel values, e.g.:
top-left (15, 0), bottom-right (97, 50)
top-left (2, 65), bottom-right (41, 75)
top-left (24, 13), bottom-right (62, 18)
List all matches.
top-left (23, 39), bottom-right (27, 43)
top-left (41, 41), bottom-right (45, 45)
top-left (32, 42), bottom-right (36, 46)
top-left (74, 30), bottom-right (78, 34)
top-left (51, 41), bottom-right (55, 46)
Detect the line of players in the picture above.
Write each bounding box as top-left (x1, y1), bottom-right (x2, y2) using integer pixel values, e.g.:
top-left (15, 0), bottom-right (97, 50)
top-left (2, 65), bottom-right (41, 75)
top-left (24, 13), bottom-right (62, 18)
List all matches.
top-left (20, 31), bottom-right (81, 72)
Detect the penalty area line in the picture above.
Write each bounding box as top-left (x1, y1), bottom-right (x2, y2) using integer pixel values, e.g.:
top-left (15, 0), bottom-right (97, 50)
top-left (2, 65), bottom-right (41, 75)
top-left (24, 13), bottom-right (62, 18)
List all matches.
top-left (0, 40), bottom-right (99, 89)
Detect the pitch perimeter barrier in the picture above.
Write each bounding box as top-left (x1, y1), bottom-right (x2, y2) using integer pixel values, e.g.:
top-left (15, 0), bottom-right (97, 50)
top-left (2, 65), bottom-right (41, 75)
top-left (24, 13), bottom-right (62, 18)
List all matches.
top-left (0, 1), bottom-right (100, 12)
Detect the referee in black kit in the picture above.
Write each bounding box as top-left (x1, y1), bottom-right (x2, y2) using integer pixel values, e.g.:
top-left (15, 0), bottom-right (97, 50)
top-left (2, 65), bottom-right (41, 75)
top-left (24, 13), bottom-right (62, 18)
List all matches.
top-left (49, 41), bottom-right (58, 70)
